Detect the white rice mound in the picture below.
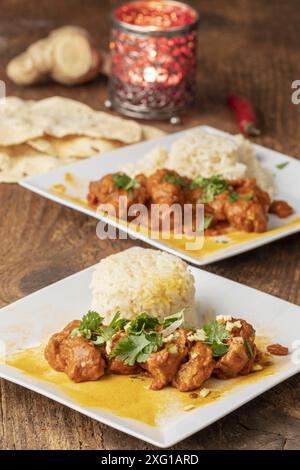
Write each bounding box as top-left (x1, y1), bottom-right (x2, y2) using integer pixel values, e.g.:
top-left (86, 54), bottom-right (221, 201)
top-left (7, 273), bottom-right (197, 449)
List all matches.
top-left (90, 247), bottom-right (196, 326)
top-left (124, 130), bottom-right (274, 198)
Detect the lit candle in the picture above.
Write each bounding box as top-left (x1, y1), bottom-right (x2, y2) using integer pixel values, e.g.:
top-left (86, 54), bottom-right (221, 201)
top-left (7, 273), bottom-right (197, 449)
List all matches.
top-left (109, 1), bottom-right (199, 120)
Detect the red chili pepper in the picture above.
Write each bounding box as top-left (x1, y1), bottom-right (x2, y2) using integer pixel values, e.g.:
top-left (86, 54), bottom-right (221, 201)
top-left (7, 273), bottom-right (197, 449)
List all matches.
top-left (228, 95), bottom-right (261, 136)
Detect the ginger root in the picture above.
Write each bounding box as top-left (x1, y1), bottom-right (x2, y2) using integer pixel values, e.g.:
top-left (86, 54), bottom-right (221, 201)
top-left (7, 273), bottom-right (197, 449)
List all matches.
top-left (7, 26), bottom-right (109, 86)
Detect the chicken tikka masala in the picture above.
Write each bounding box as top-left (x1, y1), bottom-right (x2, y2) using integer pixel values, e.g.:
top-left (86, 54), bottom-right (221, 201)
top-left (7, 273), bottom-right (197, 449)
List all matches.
top-left (87, 170), bottom-right (293, 235)
top-left (45, 311), bottom-right (288, 391)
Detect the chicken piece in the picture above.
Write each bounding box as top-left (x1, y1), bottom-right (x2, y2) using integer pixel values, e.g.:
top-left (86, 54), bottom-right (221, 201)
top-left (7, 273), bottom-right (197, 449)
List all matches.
top-left (228, 178), bottom-right (271, 212)
top-left (188, 182), bottom-right (228, 223)
top-left (230, 318), bottom-right (256, 344)
top-left (172, 342), bottom-right (215, 392)
top-left (144, 329), bottom-right (189, 390)
top-left (87, 172), bottom-right (149, 220)
top-left (208, 191), bottom-right (229, 222)
top-left (269, 200), bottom-right (293, 218)
top-left (109, 332), bottom-right (142, 375)
top-left (110, 357), bottom-right (142, 375)
top-left (223, 179), bottom-right (271, 233)
top-left (214, 317), bottom-right (257, 379)
top-left (146, 169), bottom-right (191, 233)
top-left (59, 336), bottom-right (106, 382)
top-left (189, 178), bottom-right (270, 234)
top-left (224, 199), bottom-right (268, 232)
top-left (214, 342), bottom-right (250, 379)
top-left (187, 185), bottom-right (204, 205)
top-left (147, 169), bottom-right (188, 205)
top-left (44, 320), bottom-right (80, 371)
top-left (44, 320), bottom-right (106, 383)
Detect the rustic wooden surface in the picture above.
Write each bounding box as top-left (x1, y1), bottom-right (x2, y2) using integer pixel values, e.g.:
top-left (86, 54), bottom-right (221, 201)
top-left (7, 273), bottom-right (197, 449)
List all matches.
top-left (0, 0), bottom-right (300, 450)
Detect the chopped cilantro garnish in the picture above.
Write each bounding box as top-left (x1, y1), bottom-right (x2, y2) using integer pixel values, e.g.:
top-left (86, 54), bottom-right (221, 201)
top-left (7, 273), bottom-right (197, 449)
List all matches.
top-left (203, 321), bottom-right (229, 357)
top-left (210, 342), bottom-right (229, 357)
top-left (70, 310), bottom-right (104, 341)
top-left (127, 312), bottom-right (159, 334)
top-left (109, 311), bottom-right (129, 331)
top-left (244, 339), bottom-right (254, 358)
top-left (110, 334), bottom-right (151, 366)
top-left (110, 330), bottom-right (163, 366)
top-left (276, 162), bottom-right (289, 170)
top-left (112, 174), bottom-right (140, 191)
top-left (244, 192), bottom-right (254, 201)
top-left (71, 309), bottom-right (233, 364)
top-left (228, 191), bottom-right (240, 202)
top-left (70, 310), bottom-right (128, 346)
top-left (199, 214), bottom-right (213, 231)
top-left (164, 173), bottom-right (188, 187)
top-left (190, 175), bottom-right (228, 203)
top-left (109, 312), bottom-right (163, 365)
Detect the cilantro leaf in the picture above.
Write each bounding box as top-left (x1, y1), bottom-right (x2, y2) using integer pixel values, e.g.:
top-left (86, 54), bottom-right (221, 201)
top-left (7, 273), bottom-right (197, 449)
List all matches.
top-left (203, 321), bottom-right (229, 357)
top-left (70, 311), bottom-right (104, 340)
top-left (112, 174), bottom-right (140, 191)
top-left (110, 333), bottom-right (151, 366)
top-left (90, 313), bottom-right (128, 346)
top-left (109, 311), bottom-right (129, 331)
top-left (81, 310), bottom-right (104, 331)
top-left (199, 214), bottom-right (213, 231)
top-left (228, 191), bottom-right (240, 202)
top-left (244, 192), bottom-right (254, 201)
top-left (210, 342), bottom-right (229, 357)
top-left (190, 175), bottom-right (228, 203)
top-left (127, 312), bottom-right (159, 334)
top-left (244, 339), bottom-right (254, 358)
top-left (164, 173), bottom-right (188, 187)
top-left (70, 310), bottom-right (128, 346)
top-left (276, 162), bottom-right (289, 170)
top-left (110, 313), bottom-right (164, 365)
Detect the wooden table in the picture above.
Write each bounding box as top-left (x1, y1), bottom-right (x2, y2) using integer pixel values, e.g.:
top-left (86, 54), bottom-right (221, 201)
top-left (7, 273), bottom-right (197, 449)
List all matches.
top-left (0, 0), bottom-right (300, 450)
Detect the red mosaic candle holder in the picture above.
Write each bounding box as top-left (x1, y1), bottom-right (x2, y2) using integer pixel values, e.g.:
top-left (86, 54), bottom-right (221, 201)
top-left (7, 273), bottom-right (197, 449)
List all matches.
top-left (109, 1), bottom-right (199, 120)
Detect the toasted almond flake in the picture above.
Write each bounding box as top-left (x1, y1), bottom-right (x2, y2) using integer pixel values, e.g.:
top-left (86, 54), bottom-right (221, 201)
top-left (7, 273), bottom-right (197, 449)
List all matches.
top-left (80, 361), bottom-right (86, 368)
top-left (252, 364), bottom-right (264, 372)
top-left (183, 404), bottom-right (195, 411)
top-left (187, 328), bottom-right (206, 342)
top-left (162, 333), bottom-right (175, 343)
top-left (199, 388), bottom-right (210, 398)
top-left (225, 321), bottom-right (234, 332)
top-left (191, 352), bottom-right (199, 359)
top-left (216, 314), bottom-right (232, 322)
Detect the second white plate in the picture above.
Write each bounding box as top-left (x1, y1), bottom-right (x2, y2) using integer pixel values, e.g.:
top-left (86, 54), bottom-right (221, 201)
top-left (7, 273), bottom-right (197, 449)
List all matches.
top-left (20, 126), bottom-right (300, 265)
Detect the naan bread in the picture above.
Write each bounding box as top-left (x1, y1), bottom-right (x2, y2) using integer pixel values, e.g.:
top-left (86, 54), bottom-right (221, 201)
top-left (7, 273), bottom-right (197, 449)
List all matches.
top-left (28, 135), bottom-right (122, 158)
top-left (30, 97), bottom-right (142, 143)
top-left (0, 145), bottom-right (61, 183)
top-left (0, 96), bottom-right (166, 182)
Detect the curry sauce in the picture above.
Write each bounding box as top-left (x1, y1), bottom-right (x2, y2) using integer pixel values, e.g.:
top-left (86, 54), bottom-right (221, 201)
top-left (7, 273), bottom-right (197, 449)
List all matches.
top-left (4, 344), bottom-right (277, 427)
top-left (50, 176), bottom-right (300, 261)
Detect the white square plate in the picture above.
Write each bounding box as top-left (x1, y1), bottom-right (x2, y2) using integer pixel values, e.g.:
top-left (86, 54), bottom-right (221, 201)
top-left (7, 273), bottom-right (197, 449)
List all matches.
top-left (0, 264), bottom-right (300, 448)
top-left (20, 125), bottom-right (300, 266)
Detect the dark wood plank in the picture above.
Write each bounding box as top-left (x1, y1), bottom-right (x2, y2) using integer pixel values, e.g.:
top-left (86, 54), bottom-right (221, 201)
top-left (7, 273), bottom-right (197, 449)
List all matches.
top-left (0, 0), bottom-right (299, 450)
